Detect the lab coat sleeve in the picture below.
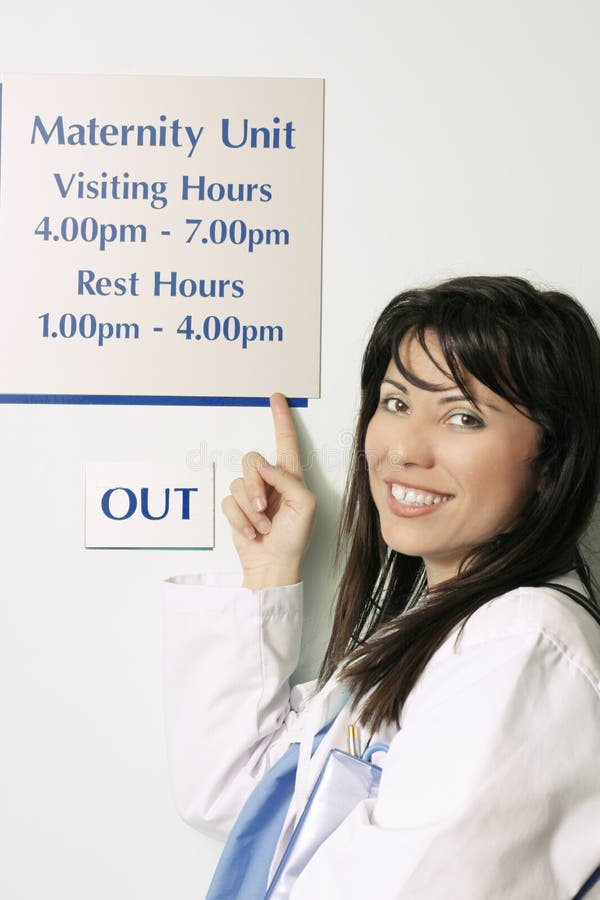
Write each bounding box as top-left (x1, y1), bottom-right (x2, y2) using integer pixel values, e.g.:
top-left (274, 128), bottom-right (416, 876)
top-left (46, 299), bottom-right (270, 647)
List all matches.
top-left (163, 573), bottom-right (308, 840)
top-left (290, 625), bottom-right (600, 900)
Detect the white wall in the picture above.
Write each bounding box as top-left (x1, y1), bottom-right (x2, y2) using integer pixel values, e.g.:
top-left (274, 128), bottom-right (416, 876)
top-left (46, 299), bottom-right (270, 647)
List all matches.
top-left (2, 2), bottom-right (600, 897)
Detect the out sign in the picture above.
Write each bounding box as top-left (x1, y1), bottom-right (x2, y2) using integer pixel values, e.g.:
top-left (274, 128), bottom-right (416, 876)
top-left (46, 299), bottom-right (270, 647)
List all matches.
top-left (85, 462), bottom-right (214, 548)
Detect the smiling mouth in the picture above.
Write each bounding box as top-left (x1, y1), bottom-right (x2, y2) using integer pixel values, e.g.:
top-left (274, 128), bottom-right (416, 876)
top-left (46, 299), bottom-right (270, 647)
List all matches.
top-left (390, 484), bottom-right (452, 507)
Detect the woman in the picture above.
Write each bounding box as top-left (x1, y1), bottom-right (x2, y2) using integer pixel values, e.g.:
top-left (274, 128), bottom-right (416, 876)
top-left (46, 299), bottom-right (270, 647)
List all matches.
top-left (163, 275), bottom-right (600, 899)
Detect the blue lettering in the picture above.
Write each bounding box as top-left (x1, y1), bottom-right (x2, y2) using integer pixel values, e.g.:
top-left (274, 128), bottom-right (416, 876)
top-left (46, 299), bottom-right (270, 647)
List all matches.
top-left (100, 485), bottom-right (199, 521)
top-left (221, 117), bottom-right (248, 149)
top-left (140, 487), bottom-right (170, 520)
top-left (173, 487), bottom-right (198, 520)
top-left (221, 117), bottom-right (296, 150)
top-left (101, 487), bottom-right (136, 520)
top-left (30, 115), bottom-right (203, 156)
top-left (31, 115), bottom-right (65, 145)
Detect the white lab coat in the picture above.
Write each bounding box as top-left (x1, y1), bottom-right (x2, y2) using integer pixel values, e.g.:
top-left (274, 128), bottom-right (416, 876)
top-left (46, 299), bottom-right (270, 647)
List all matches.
top-left (163, 571), bottom-right (600, 899)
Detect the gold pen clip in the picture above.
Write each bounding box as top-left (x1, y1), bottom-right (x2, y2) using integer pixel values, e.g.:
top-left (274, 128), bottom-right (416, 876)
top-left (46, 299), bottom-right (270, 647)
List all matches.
top-left (346, 723), bottom-right (359, 756)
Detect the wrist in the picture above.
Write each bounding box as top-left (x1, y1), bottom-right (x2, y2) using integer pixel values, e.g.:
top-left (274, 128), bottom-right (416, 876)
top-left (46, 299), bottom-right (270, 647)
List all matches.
top-left (242, 566), bottom-right (302, 591)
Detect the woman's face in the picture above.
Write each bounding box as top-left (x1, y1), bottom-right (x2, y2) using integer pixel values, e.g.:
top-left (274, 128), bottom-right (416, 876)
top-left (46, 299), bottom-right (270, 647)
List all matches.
top-left (364, 331), bottom-right (542, 585)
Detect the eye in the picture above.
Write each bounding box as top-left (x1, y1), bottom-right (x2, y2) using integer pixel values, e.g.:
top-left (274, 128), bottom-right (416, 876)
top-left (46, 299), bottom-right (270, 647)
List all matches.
top-left (446, 411), bottom-right (484, 429)
top-left (381, 396), bottom-right (408, 414)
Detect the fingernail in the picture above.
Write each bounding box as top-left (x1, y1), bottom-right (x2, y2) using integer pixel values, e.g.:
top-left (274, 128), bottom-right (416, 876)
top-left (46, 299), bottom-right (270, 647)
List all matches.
top-left (256, 518), bottom-right (271, 535)
top-left (259, 458), bottom-right (273, 470)
top-left (253, 497), bottom-right (265, 512)
top-left (243, 526), bottom-right (256, 540)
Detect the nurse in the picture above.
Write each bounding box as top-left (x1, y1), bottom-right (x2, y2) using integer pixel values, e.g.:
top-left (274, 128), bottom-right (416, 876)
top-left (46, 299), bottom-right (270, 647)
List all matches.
top-left (164, 274), bottom-right (600, 898)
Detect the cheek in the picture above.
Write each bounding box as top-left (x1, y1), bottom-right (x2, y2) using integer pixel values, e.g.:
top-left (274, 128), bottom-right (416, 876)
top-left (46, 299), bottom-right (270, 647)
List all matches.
top-left (456, 440), bottom-right (539, 513)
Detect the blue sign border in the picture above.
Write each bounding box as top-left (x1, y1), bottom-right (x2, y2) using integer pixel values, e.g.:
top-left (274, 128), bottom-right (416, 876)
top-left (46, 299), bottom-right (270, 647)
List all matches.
top-left (0, 393), bottom-right (308, 407)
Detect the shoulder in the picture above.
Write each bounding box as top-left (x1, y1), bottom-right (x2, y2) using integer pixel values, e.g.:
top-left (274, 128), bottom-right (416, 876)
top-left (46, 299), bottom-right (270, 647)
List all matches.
top-left (397, 574), bottom-right (600, 728)
top-left (449, 572), bottom-right (600, 689)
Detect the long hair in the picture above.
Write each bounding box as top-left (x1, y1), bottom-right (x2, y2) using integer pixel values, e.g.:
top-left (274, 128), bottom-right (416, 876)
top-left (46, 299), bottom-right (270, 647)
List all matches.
top-left (317, 275), bottom-right (600, 732)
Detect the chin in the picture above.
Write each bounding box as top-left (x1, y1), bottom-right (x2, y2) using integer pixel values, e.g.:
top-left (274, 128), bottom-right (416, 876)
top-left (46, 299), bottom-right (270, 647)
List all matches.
top-left (380, 525), bottom-right (428, 558)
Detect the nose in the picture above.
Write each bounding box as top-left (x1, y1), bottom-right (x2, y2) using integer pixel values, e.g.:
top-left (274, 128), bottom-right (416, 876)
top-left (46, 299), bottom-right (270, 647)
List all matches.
top-left (386, 421), bottom-right (435, 470)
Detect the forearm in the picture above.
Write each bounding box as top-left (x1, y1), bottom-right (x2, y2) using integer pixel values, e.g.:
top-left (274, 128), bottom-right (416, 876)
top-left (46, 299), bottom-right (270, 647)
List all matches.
top-left (163, 574), bottom-right (303, 839)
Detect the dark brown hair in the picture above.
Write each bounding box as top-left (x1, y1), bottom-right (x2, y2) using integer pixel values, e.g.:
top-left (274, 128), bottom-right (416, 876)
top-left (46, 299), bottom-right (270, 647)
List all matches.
top-left (317, 275), bottom-right (600, 731)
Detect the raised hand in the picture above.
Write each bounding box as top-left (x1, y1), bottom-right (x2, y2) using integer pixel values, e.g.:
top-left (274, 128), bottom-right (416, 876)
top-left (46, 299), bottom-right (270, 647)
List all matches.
top-left (221, 392), bottom-right (317, 590)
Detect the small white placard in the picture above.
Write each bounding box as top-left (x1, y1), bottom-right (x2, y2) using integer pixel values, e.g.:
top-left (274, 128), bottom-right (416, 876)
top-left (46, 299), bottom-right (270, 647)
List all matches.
top-left (85, 461), bottom-right (213, 548)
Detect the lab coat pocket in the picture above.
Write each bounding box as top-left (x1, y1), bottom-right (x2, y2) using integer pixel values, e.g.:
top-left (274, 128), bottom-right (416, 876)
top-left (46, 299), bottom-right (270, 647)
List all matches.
top-left (265, 743), bottom-right (388, 899)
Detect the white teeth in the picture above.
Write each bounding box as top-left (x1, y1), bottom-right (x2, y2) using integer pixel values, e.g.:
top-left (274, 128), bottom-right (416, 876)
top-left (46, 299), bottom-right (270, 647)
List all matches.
top-left (390, 484), bottom-right (449, 507)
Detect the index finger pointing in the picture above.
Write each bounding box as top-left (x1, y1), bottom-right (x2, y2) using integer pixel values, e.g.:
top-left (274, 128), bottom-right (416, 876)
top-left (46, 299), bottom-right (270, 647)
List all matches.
top-left (270, 392), bottom-right (302, 476)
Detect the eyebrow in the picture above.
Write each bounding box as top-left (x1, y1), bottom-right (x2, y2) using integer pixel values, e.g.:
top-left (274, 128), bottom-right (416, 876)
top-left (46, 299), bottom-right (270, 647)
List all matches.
top-left (381, 378), bottom-right (502, 412)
